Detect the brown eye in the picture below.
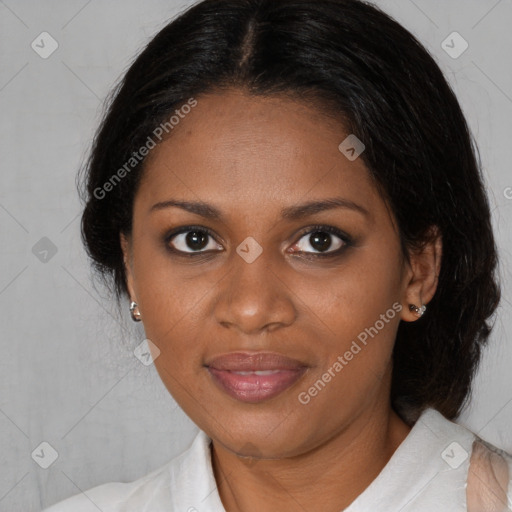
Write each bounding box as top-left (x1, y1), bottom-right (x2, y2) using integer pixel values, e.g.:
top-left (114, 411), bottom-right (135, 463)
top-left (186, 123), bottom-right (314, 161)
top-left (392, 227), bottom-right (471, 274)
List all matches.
top-left (294, 229), bottom-right (345, 254)
top-left (167, 228), bottom-right (223, 254)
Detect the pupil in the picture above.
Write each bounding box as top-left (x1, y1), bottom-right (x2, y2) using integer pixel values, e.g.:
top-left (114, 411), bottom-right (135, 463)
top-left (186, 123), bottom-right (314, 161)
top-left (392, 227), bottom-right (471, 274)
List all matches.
top-left (310, 231), bottom-right (331, 252)
top-left (186, 231), bottom-right (208, 250)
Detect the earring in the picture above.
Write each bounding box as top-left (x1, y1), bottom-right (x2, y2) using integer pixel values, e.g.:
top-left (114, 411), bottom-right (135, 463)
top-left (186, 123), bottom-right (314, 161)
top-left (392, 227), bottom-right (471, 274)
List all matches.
top-left (408, 303), bottom-right (426, 318)
top-left (129, 301), bottom-right (142, 322)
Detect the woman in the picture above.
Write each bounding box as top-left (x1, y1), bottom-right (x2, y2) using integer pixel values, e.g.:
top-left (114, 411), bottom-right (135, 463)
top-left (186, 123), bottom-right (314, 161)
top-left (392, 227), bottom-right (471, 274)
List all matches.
top-left (43, 0), bottom-right (512, 510)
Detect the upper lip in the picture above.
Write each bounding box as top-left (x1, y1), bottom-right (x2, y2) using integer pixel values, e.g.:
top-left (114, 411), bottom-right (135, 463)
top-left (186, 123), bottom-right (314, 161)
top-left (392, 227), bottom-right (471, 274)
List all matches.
top-left (205, 352), bottom-right (307, 371)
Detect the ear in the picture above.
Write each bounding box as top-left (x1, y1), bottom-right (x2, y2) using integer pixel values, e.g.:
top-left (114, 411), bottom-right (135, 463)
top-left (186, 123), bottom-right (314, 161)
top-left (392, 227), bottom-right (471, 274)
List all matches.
top-left (120, 232), bottom-right (137, 302)
top-left (400, 226), bottom-right (442, 322)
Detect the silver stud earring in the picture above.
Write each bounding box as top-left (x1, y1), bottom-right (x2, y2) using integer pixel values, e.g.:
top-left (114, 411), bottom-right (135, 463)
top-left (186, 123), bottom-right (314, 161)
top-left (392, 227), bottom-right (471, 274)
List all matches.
top-left (408, 303), bottom-right (426, 317)
top-left (129, 301), bottom-right (142, 322)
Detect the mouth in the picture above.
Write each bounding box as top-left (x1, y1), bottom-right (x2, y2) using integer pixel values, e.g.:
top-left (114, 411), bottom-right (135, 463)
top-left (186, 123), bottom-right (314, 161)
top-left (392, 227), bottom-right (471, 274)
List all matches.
top-left (205, 352), bottom-right (308, 403)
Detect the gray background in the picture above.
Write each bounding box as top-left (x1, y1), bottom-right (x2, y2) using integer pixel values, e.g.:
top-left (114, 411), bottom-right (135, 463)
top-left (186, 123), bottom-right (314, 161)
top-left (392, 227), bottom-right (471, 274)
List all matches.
top-left (0, 0), bottom-right (511, 510)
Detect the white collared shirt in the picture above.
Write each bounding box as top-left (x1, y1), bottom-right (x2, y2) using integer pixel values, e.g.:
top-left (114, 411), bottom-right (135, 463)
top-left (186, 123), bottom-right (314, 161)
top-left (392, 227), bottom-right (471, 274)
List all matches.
top-left (42, 408), bottom-right (512, 511)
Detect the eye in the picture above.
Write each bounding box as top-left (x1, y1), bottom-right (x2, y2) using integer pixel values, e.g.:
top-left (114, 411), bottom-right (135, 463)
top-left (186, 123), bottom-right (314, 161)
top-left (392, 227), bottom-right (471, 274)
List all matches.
top-left (166, 226), bottom-right (223, 254)
top-left (164, 224), bottom-right (352, 258)
top-left (290, 225), bottom-right (351, 256)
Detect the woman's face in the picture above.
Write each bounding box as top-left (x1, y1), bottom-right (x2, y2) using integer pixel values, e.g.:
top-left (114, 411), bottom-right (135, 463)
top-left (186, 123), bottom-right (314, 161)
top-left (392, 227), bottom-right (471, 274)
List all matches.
top-left (121, 89), bottom-right (431, 458)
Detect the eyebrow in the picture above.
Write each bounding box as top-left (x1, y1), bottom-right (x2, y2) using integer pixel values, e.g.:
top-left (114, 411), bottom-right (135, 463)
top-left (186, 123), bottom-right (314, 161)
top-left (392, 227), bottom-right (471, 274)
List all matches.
top-left (149, 197), bottom-right (369, 220)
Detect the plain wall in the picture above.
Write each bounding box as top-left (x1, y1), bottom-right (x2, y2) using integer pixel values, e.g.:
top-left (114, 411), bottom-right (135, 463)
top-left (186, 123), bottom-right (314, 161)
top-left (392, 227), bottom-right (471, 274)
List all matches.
top-left (0, 1), bottom-right (511, 510)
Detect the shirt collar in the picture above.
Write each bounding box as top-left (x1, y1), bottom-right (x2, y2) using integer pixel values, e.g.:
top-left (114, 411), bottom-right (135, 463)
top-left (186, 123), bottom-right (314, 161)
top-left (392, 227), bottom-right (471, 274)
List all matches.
top-left (168, 429), bottom-right (226, 512)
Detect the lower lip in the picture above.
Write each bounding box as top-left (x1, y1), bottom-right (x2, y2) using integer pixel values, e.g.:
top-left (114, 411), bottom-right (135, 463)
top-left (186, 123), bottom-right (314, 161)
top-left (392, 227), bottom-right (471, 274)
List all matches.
top-left (207, 367), bottom-right (307, 403)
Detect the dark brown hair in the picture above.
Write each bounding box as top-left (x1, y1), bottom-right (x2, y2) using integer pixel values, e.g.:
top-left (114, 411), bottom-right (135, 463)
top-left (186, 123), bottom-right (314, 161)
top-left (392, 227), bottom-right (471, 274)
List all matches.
top-left (80, 0), bottom-right (500, 422)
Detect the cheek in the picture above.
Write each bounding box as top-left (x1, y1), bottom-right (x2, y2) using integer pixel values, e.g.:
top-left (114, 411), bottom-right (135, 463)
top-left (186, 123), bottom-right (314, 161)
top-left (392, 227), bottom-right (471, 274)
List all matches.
top-left (291, 247), bottom-right (403, 390)
top-left (131, 231), bottom-right (202, 317)
top-left (298, 247), bottom-right (403, 338)
top-left (129, 245), bottom-right (206, 359)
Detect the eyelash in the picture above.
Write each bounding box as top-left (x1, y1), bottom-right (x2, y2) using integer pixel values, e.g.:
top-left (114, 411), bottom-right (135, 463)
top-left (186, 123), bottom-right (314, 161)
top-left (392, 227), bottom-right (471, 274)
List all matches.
top-left (164, 224), bottom-right (353, 259)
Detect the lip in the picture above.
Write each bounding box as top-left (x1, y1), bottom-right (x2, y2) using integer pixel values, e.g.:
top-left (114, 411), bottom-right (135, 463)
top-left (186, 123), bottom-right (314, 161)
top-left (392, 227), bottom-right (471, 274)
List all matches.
top-left (205, 352), bottom-right (308, 403)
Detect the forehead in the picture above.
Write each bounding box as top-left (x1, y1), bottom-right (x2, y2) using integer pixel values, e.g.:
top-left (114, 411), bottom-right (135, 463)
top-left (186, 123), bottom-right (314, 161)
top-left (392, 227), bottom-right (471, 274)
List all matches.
top-left (136, 89), bottom-right (381, 220)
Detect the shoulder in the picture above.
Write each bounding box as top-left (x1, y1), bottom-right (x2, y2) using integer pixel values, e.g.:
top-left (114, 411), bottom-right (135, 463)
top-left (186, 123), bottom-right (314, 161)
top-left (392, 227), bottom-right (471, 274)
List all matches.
top-left (41, 431), bottom-right (205, 512)
top-left (42, 429), bottom-right (221, 512)
top-left (398, 408), bottom-right (512, 511)
top-left (41, 463), bottom-right (171, 512)
top-left (467, 437), bottom-right (512, 512)
top-left (42, 481), bottom-right (137, 512)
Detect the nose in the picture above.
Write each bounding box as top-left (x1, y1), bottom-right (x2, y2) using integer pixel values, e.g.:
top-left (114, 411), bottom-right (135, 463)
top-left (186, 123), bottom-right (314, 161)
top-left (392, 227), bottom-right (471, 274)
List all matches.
top-left (213, 249), bottom-right (297, 335)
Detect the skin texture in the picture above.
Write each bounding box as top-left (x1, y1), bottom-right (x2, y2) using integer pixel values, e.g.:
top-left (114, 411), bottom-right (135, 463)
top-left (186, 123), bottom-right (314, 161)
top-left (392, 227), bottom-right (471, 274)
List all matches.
top-left (121, 89), bottom-right (442, 511)
top-left (467, 440), bottom-right (510, 512)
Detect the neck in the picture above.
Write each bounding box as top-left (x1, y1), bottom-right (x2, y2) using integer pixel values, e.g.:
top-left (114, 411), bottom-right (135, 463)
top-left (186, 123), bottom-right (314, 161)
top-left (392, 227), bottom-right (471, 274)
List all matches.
top-left (211, 401), bottom-right (411, 512)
